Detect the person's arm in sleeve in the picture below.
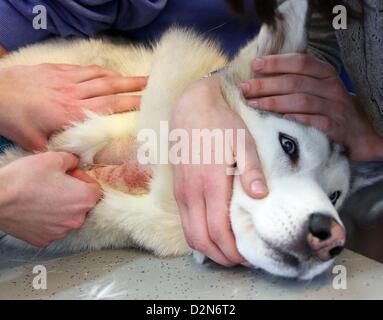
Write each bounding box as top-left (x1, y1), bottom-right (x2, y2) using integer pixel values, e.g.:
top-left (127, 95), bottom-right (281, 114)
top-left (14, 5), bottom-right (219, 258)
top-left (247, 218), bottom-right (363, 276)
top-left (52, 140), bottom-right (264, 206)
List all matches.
top-left (0, 0), bottom-right (167, 51)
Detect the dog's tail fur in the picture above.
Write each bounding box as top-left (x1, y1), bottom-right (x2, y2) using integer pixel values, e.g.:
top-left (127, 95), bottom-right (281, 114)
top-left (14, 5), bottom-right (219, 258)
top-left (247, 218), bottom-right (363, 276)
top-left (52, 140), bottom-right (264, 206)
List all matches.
top-left (230, 0), bottom-right (310, 82)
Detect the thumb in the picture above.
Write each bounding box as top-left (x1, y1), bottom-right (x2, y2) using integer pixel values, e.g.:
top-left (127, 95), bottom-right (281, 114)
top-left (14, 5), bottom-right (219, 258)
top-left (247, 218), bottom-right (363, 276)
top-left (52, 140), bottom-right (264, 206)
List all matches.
top-left (56, 152), bottom-right (79, 172)
top-left (235, 128), bottom-right (268, 199)
top-left (69, 168), bottom-right (102, 202)
top-left (68, 168), bottom-right (100, 186)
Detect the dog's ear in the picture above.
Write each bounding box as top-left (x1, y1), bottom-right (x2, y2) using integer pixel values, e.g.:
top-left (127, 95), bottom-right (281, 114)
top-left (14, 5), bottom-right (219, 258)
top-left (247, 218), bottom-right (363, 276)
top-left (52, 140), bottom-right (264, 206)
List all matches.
top-left (225, 0), bottom-right (246, 15)
top-left (226, 0), bottom-right (363, 24)
top-left (225, 0), bottom-right (280, 27)
top-left (253, 0), bottom-right (280, 27)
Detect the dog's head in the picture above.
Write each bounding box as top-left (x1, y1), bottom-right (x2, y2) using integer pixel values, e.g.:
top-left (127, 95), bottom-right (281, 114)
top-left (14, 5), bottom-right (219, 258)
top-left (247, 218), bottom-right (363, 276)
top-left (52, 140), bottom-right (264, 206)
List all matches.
top-left (231, 110), bottom-right (350, 280)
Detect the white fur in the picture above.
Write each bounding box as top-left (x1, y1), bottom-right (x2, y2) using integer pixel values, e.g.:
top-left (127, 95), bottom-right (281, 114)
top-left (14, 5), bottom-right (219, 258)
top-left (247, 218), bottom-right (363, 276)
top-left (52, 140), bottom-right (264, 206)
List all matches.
top-left (0, 0), bottom-right (350, 279)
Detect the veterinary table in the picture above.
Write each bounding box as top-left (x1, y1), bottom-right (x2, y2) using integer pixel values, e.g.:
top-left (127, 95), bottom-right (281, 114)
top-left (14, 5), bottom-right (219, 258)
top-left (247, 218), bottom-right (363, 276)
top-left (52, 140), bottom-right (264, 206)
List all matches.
top-left (0, 247), bottom-right (382, 299)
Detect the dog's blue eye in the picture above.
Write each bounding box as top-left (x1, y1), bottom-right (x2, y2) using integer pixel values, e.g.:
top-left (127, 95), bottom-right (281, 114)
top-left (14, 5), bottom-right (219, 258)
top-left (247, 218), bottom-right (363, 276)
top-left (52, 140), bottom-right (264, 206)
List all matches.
top-left (279, 133), bottom-right (298, 160)
top-left (282, 139), bottom-right (295, 154)
top-left (329, 191), bottom-right (341, 205)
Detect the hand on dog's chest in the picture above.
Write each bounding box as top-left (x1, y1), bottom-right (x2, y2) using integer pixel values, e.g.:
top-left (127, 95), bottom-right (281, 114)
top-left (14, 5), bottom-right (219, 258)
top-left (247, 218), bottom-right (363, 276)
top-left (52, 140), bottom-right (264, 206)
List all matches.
top-left (86, 137), bottom-right (152, 195)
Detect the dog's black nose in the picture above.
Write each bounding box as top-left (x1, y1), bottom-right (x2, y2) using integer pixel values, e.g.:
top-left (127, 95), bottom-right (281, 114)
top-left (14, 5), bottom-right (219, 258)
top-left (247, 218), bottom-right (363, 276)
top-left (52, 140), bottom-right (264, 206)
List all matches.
top-left (307, 213), bottom-right (346, 261)
top-left (309, 214), bottom-right (332, 240)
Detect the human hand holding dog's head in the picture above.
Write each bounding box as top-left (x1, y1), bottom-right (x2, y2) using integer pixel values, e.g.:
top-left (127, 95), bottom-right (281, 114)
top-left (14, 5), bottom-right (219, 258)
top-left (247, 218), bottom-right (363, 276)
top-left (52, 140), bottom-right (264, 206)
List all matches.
top-left (239, 53), bottom-right (383, 161)
top-left (171, 75), bottom-right (268, 267)
top-left (0, 63), bottom-right (147, 151)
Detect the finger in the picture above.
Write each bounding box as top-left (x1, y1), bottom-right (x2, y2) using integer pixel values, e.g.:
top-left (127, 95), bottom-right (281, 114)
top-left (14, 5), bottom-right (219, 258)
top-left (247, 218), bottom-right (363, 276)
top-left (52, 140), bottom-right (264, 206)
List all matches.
top-left (52, 63), bottom-right (81, 71)
top-left (248, 93), bottom-right (327, 115)
top-left (241, 261), bottom-right (253, 268)
top-left (173, 170), bottom-right (191, 233)
top-left (53, 232), bottom-right (70, 241)
top-left (175, 195), bottom-right (191, 236)
top-left (55, 152), bottom-right (79, 171)
top-left (65, 65), bottom-right (120, 83)
top-left (251, 53), bottom-right (337, 79)
top-left (68, 180), bottom-right (102, 212)
top-left (187, 202), bottom-right (235, 267)
top-left (179, 176), bottom-right (234, 267)
top-left (240, 75), bottom-right (334, 100)
top-left (235, 128), bottom-right (268, 199)
top-left (76, 76), bottom-right (147, 99)
top-left (205, 167), bottom-right (245, 264)
top-left (28, 237), bottom-right (52, 248)
top-left (79, 94), bottom-right (141, 114)
top-left (284, 114), bottom-right (332, 134)
top-left (68, 168), bottom-right (100, 185)
top-left (82, 183), bottom-right (102, 206)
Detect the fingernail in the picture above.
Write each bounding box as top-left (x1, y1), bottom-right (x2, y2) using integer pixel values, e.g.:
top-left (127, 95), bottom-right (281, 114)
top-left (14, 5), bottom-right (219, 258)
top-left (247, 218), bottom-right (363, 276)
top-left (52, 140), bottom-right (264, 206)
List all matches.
top-left (252, 58), bottom-right (265, 71)
top-left (239, 82), bottom-right (250, 94)
top-left (251, 180), bottom-right (268, 196)
top-left (248, 100), bottom-right (260, 108)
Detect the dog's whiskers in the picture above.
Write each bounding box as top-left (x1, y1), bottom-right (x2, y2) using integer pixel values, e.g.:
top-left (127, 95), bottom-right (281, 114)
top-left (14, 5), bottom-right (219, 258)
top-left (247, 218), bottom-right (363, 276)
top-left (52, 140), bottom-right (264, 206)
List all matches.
top-left (202, 22), bottom-right (228, 36)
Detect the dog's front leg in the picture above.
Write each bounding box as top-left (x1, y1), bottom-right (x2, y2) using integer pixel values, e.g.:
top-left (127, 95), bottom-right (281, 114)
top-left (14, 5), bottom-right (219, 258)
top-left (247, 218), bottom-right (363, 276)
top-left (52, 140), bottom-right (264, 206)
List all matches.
top-left (48, 111), bottom-right (138, 166)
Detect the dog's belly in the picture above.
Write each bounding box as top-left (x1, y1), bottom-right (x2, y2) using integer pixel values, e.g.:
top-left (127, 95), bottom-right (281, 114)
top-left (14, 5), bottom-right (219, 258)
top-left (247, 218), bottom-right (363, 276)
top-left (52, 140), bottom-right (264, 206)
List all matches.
top-left (86, 137), bottom-right (152, 195)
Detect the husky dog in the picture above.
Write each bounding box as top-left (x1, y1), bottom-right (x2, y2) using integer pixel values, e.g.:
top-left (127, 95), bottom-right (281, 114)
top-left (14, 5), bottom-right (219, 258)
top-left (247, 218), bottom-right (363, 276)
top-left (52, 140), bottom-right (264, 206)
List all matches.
top-left (0, 0), bottom-right (350, 280)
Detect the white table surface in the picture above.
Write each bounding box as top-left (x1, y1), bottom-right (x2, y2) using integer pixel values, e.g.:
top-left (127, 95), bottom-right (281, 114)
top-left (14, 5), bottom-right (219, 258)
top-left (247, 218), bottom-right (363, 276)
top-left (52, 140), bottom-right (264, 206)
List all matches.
top-left (0, 247), bottom-right (382, 300)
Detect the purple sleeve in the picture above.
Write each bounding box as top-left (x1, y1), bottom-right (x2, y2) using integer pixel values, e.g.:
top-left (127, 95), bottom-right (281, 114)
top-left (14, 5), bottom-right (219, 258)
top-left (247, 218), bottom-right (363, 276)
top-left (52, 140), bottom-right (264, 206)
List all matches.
top-left (0, 0), bottom-right (168, 50)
